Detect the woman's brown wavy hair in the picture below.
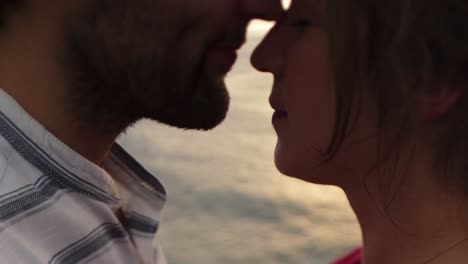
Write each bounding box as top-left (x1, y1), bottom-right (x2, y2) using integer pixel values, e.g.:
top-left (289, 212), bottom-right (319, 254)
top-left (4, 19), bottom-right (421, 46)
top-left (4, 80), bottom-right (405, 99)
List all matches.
top-left (326, 0), bottom-right (468, 194)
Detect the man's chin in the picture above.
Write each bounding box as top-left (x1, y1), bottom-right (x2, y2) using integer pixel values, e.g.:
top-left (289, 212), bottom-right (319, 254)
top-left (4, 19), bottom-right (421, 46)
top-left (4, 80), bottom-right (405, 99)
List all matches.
top-left (150, 106), bottom-right (229, 131)
top-left (140, 71), bottom-right (231, 130)
top-left (146, 92), bottom-right (231, 131)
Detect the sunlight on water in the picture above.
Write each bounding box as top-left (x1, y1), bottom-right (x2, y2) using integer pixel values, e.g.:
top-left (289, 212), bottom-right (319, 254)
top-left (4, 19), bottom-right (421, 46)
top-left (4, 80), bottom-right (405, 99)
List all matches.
top-left (249, 21), bottom-right (274, 32)
top-left (118, 14), bottom-right (360, 264)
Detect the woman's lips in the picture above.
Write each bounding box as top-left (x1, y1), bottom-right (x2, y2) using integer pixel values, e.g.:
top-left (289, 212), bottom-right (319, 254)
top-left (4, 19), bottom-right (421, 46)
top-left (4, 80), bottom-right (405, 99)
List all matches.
top-left (272, 110), bottom-right (288, 122)
top-left (270, 95), bottom-right (288, 123)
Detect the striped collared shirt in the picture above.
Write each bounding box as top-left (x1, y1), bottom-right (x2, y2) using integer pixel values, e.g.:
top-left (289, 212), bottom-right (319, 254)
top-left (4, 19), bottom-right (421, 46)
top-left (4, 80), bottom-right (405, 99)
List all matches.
top-left (0, 89), bottom-right (167, 263)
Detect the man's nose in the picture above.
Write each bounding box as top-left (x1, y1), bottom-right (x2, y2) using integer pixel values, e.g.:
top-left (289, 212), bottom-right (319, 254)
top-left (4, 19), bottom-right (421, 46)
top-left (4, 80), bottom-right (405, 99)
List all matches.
top-left (240, 0), bottom-right (283, 21)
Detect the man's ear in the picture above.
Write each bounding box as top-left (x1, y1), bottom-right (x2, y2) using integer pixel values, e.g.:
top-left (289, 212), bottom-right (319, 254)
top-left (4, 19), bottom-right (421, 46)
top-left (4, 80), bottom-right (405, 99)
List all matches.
top-left (419, 83), bottom-right (461, 121)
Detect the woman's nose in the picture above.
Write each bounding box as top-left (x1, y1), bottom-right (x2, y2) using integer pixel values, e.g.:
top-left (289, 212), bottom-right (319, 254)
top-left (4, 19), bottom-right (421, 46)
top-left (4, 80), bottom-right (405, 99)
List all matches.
top-left (251, 24), bottom-right (284, 74)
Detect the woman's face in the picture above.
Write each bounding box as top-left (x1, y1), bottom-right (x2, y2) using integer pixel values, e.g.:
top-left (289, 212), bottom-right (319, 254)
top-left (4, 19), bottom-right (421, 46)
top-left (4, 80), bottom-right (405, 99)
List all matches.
top-left (251, 0), bottom-right (378, 184)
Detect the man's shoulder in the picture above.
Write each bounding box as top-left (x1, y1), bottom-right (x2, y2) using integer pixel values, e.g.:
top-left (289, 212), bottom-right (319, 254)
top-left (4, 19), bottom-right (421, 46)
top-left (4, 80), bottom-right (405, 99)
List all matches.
top-left (0, 136), bottom-right (141, 263)
top-left (0, 135), bottom-right (42, 195)
top-left (0, 136), bottom-right (12, 176)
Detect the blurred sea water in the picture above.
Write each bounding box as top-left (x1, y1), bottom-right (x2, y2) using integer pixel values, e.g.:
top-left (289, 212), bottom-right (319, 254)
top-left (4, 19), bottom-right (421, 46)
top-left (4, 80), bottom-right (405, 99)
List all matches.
top-left (118, 22), bottom-right (361, 264)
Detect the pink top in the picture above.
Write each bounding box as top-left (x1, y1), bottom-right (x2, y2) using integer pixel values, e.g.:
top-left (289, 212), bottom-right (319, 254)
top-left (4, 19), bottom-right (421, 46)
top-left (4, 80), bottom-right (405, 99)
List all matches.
top-left (331, 247), bottom-right (363, 264)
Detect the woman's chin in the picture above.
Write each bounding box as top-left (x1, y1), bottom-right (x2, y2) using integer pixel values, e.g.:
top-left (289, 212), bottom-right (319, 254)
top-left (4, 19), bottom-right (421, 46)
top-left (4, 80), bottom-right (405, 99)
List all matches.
top-left (274, 155), bottom-right (345, 186)
top-left (274, 142), bottom-right (347, 185)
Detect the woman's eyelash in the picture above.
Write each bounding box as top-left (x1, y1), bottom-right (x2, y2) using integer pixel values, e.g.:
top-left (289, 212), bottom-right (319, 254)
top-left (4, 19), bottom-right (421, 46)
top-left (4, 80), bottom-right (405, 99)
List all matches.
top-left (287, 18), bottom-right (311, 28)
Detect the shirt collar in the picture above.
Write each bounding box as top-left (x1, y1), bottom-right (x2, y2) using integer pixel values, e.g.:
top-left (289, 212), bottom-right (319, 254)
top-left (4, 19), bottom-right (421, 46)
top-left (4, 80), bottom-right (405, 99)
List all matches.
top-left (0, 88), bottom-right (166, 205)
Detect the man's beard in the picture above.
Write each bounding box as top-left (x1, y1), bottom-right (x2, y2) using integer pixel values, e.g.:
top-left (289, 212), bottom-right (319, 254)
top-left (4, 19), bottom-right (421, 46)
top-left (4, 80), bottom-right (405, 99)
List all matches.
top-left (61, 0), bottom-right (230, 133)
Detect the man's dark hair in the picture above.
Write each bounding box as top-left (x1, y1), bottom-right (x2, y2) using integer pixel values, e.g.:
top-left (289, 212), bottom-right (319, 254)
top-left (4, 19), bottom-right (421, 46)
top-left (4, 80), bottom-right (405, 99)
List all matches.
top-left (0, 0), bottom-right (24, 29)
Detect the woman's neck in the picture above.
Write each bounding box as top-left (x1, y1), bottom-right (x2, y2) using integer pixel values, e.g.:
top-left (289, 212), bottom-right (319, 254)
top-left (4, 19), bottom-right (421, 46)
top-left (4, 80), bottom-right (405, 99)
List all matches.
top-left (343, 154), bottom-right (468, 264)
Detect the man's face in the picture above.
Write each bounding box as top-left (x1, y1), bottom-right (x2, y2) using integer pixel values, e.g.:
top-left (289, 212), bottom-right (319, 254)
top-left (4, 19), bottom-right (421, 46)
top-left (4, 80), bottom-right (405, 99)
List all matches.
top-left (63, 0), bottom-right (281, 130)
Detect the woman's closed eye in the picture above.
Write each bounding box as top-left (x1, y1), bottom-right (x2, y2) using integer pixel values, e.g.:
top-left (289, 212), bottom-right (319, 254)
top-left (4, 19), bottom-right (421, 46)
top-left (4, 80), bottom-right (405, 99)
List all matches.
top-left (287, 18), bottom-right (312, 28)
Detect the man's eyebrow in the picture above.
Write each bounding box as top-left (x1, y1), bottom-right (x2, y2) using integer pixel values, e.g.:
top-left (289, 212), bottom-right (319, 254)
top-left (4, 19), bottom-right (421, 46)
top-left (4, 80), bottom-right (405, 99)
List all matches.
top-left (242, 0), bottom-right (284, 20)
top-left (289, 0), bottom-right (322, 18)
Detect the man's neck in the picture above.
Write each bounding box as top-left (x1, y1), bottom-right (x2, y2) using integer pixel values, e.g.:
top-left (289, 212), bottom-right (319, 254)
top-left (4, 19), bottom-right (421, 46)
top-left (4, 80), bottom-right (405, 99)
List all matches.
top-left (0, 16), bottom-right (122, 166)
top-left (3, 87), bottom-right (121, 165)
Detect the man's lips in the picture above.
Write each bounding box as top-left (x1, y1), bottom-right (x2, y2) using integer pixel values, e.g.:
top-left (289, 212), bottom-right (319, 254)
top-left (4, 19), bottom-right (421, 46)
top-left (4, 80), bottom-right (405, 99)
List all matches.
top-left (210, 31), bottom-right (245, 49)
top-left (207, 43), bottom-right (242, 73)
top-left (210, 42), bottom-right (244, 51)
top-left (209, 44), bottom-right (239, 58)
top-left (206, 33), bottom-right (245, 71)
